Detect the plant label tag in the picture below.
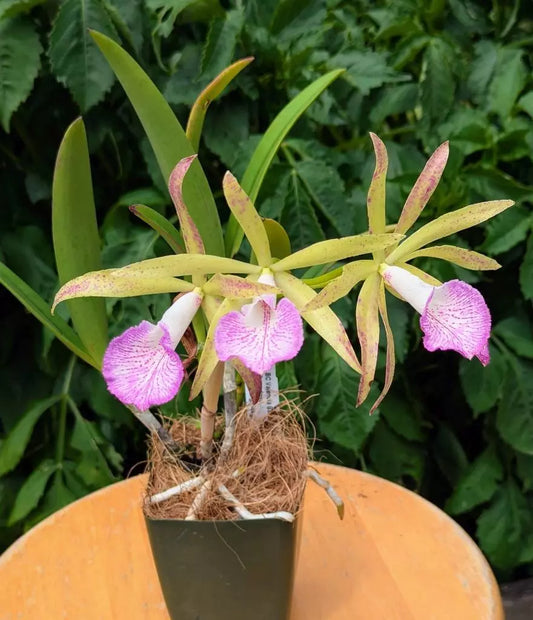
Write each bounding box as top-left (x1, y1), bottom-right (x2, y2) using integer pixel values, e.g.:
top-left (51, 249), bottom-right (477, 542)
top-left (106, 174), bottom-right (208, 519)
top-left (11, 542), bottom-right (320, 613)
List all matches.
top-left (245, 368), bottom-right (280, 419)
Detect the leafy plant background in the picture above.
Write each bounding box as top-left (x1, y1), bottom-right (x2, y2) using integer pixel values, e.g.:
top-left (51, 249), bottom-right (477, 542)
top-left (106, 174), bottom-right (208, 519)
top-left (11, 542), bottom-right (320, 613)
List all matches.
top-left (1, 0), bottom-right (533, 582)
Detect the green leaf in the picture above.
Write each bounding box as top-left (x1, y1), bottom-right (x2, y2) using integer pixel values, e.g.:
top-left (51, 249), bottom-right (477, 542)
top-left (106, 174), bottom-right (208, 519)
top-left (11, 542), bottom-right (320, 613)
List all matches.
top-left (0, 395), bottom-right (61, 476)
top-left (0, 16), bottom-right (42, 131)
top-left (517, 91), bottom-right (533, 118)
top-left (24, 475), bottom-right (77, 526)
top-left (488, 47), bottom-right (527, 119)
top-left (68, 398), bottom-right (116, 485)
top-left (520, 234), bottom-right (533, 300)
top-left (496, 361), bottom-right (533, 455)
top-left (467, 40), bottom-right (498, 105)
top-left (446, 446), bottom-right (504, 515)
top-left (421, 38), bottom-right (455, 124)
top-left (369, 421), bottom-right (425, 486)
top-left (146, 0), bottom-right (201, 39)
top-left (129, 204), bottom-right (184, 254)
top-left (516, 453), bottom-right (533, 491)
top-left (314, 346), bottom-right (380, 453)
top-left (477, 479), bottom-right (532, 570)
top-left (459, 347), bottom-right (507, 415)
top-left (52, 118), bottom-right (109, 363)
top-left (49, 0), bottom-right (118, 111)
top-left (334, 49), bottom-right (405, 96)
top-left (380, 392), bottom-right (426, 442)
top-left (187, 56), bottom-right (253, 151)
top-left (494, 315), bottom-right (533, 359)
top-left (294, 159), bottom-right (353, 236)
top-left (8, 459), bottom-right (59, 525)
top-left (481, 206), bottom-right (531, 256)
top-left (369, 83), bottom-right (418, 125)
top-left (280, 173), bottom-right (325, 252)
top-left (263, 218), bottom-right (291, 260)
top-left (200, 5), bottom-right (245, 82)
top-left (0, 0), bottom-right (45, 19)
top-left (0, 263), bottom-right (97, 368)
top-left (432, 425), bottom-right (468, 486)
top-left (90, 30), bottom-right (224, 255)
top-left (225, 69), bottom-right (345, 256)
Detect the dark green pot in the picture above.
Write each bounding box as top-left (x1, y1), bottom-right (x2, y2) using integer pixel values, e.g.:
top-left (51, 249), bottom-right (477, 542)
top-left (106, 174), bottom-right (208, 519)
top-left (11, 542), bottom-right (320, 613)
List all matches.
top-left (145, 513), bottom-right (301, 620)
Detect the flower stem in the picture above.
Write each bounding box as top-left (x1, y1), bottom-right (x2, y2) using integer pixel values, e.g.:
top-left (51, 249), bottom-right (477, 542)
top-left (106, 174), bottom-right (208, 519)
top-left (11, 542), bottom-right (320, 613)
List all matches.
top-left (221, 362), bottom-right (237, 457)
top-left (200, 363), bottom-right (224, 461)
top-left (55, 355), bottom-right (77, 466)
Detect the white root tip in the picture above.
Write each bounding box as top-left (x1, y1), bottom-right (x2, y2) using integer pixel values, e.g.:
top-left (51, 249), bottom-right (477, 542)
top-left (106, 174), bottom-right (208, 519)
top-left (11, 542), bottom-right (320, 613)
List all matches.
top-left (149, 476), bottom-right (204, 504)
top-left (306, 469), bottom-right (345, 520)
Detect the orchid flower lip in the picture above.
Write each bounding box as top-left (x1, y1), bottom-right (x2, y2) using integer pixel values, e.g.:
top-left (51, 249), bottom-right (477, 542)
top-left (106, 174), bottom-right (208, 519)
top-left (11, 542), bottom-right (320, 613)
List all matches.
top-left (380, 264), bottom-right (491, 365)
top-left (214, 270), bottom-right (303, 375)
top-left (102, 289), bottom-right (204, 410)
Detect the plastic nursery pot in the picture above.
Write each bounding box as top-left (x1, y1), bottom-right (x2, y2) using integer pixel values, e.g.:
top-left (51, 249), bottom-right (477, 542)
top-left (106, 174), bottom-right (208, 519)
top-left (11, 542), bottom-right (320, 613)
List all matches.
top-left (145, 511), bottom-right (302, 620)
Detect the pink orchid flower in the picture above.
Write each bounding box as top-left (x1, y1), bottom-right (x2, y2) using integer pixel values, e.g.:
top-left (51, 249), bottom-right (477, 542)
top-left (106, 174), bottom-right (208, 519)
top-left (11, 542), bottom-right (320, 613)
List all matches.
top-left (214, 272), bottom-right (304, 374)
top-left (102, 290), bottom-right (203, 410)
top-left (381, 265), bottom-right (490, 365)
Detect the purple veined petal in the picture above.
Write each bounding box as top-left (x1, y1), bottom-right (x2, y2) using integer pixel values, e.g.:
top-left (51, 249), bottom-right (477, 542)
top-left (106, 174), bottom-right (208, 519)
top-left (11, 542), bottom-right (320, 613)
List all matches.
top-left (102, 321), bottom-right (184, 410)
top-left (214, 297), bottom-right (304, 375)
top-left (420, 280), bottom-right (491, 365)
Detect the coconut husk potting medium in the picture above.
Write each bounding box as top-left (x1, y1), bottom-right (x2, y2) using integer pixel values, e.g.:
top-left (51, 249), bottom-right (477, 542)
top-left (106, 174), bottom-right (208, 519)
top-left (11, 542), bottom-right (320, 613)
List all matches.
top-left (143, 398), bottom-right (309, 521)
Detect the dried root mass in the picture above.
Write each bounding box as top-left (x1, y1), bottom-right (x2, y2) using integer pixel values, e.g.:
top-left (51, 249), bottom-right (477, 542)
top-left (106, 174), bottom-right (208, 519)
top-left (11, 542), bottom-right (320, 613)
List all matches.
top-left (144, 400), bottom-right (309, 521)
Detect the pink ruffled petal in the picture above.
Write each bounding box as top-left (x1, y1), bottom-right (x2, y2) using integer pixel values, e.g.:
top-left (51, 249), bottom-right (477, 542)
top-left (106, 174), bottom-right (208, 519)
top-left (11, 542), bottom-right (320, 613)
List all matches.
top-left (102, 320), bottom-right (184, 410)
top-left (214, 297), bottom-right (304, 374)
top-left (420, 280), bottom-right (491, 363)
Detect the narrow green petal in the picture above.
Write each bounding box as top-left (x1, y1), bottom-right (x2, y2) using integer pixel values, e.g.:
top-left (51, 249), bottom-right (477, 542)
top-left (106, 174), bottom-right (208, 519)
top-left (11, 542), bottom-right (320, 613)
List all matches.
top-left (303, 260), bottom-right (376, 311)
top-left (168, 155), bottom-right (206, 254)
top-left (223, 172), bottom-right (272, 267)
top-left (387, 200), bottom-right (514, 264)
top-left (356, 273), bottom-right (381, 406)
top-left (203, 274), bottom-right (279, 299)
top-left (367, 133), bottom-right (388, 235)
top-left (275, 271), bottom-right (361, 373)
top-left (370, 281), bottom-right (395, 415)
top-left (271, 234), bottom-right (402, 272)
top-left (53, 273), bottom-right (194, 311)
top-left (403, 245), bottom-right (501, 270)
top-left (395, 141), bottom-right (449, 235)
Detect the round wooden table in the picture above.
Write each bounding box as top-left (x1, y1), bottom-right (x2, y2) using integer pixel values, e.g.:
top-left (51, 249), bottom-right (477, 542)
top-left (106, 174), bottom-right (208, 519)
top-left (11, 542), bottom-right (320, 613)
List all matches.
top-left (0, 463), bottom-right (503, 619)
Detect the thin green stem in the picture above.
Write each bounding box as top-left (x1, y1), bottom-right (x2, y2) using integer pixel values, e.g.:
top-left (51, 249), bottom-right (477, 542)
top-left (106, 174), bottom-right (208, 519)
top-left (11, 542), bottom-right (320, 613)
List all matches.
top-left (55, 355), bottom-right (77, 469)
top-left (67, 396), bottom-right (116, 480)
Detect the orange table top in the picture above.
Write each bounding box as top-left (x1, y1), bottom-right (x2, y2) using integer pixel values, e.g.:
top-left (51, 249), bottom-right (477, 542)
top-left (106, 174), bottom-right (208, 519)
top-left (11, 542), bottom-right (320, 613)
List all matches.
top-left (0, 462), bottom-right (503, 619)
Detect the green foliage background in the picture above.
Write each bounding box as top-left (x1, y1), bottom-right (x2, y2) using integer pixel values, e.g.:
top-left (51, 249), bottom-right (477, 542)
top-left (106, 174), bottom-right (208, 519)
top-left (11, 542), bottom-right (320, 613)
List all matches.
top-left (1, 0), bottom-right (533, 581)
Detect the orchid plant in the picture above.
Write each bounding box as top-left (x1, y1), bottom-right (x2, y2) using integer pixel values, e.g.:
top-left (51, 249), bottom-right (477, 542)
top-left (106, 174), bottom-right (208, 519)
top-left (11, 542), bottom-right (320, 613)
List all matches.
top-left (52, 133), bottom-right (513, 473)
top-left (38, 34), bottom-right (512, 521)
